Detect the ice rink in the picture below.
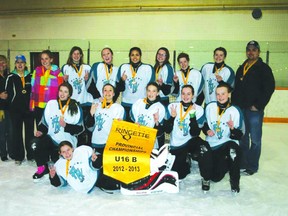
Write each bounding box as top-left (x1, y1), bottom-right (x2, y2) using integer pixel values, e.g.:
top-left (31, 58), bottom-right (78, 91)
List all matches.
top-left (1, 123), bottom-right (287, 216)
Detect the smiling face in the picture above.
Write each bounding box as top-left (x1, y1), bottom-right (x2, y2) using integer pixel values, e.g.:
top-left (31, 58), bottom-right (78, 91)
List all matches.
top-left (103, 84), bottom-right (115, 102)
top-left (216, 86), bottom-right (230, 104)
top-left (41, 53), bottom-right (53, 69)
top-left (246, 46), bottom-right (260, 61)
top-left (181, 86), bottom-right (193, 103)
top-left (130, 50), bottom-right (141, 64)
top-left (146, 84), bottom-right (159, 101)
top-left (58, 86), bottom-right (70, 101)
top-left (59, 144), bottom-right (74, 160)
top-left (72, 49), bottom-right (82, 64)
top-left (156, 49), bottom-right (167, 65)
top-left (178, 57), bottom-right (189, 70)
top-left (15, 60), bottom-right (26, 72)
top-left (101, 48), bottom-right (113, 65)
top-left (214, 50), bottom-right (226, 63)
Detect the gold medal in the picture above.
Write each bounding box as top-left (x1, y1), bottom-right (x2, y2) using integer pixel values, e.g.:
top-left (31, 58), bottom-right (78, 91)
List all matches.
top-left (22, 89), bottom-right (27, 94)
top-left (44, 87), bottom-right (49, 90)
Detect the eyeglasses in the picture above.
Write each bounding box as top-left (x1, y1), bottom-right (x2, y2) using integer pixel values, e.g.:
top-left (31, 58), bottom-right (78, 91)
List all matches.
top-left (157, 53), bottom-right (166, 57)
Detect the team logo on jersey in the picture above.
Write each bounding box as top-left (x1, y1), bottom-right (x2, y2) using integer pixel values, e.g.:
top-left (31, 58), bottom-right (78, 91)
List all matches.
top-left (95, 113), bottom-right (106, 131)
top-left (72, 78), bottom-right (83, 94)
top-left (51, 115), bottom-right (61, 134)
top-left (212, 122), bottom-right (224, 139)
top-left (208, 78), bottom-right (216, 95)
top-left (137, 114), bottom-right (153, 126)
top-left (177, 119), bottom-right (189, 136)
top-left (128, 77), bottom-right (141, 93)
top-left (69, 164), bottom-right (85, 182)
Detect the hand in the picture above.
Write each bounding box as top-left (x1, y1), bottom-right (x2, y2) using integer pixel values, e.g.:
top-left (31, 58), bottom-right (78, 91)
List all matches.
top-left (0, 91), bottom-right (8, 100)
top-left (170, 104), bottom-right (177, 118)
top-left (63, 74), bottom-right (69, 82)
top-left (84, 70), bottom-right (89, 81)
top-left (49, 167), bottom-right (56, 178)
top-left (91, 150), bottom-right (98, 162)
top-left (250, 105), bottom-right (258, 111)
top-left (215, 74), bottom-right (223, 82)
top-left (153, 109), bottom-right (160, 125)
top-left (157, 77), bottom-right (163, 86)
top-left (207, 130), bottom-right (215, 137)
top-left (227, 114), bottom-right (234, 130)
top-left (121, 71), bottom-right (127, 81)
top-left (90, 103), bottom-right (98, 116)
top-left (173, 74), bottom-right (179, 83)
top-left (35, 131), bottom-right (43, 137)
top-left (59, 117), bottom-right (66, 127)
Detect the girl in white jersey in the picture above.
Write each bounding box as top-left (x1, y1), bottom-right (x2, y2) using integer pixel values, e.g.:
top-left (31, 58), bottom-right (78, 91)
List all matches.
top-left (201, 47), bottom-right (235, 105)
top-left (117, 47), bottom-right (155, 122)
top-left (172, 53), bottom-right (204, 104)
top-left (49, 141), bottom-right (101, 193)
top-left (165, 85), bottom-right (212, 185)
top-left (88, 47), bottom-right (120, 102)
top-left (203, 83), bottom-right (244, 193)
top-left (86, 83), bottom-right (125, 154)
top-left (62, 46), bottom-right (93, 145)
top-left (131, 82), bottom-right (165, 149)
top-left (32, 82), bottom-right (84, 180)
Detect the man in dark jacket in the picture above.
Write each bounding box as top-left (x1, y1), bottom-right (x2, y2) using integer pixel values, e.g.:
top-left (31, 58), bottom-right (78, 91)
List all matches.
top-left (232, 40), bottom-right (275, 175)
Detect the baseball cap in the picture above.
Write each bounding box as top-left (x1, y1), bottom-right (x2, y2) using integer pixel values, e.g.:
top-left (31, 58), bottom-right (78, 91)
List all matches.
top-left (15, 55), bottom-right (26, 63)
top-left (246, 40), bottom-right (260, 51)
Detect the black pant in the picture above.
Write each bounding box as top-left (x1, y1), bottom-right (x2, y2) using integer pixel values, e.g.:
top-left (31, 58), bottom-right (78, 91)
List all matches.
top-left (171, 137), bottom-right (212, 180)
top-left (34, 107), bottom-right (44, 130)
top-left (210, 141), bottom-right (242, 184)
top-left (78, 105), bottom-right (92, 146)
top-left (123, 105), bottom-right (132, 122)
top-left (33, 135), bottom-right (59, 166)
top-left (10, 111), bottom-right (34, 161)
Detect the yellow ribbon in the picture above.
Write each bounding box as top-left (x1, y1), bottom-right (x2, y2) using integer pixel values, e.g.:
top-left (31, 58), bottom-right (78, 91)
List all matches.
top-left (181, 68), bottom-right (190, 85)
top-left (58, 98), bottom-right (71, 117)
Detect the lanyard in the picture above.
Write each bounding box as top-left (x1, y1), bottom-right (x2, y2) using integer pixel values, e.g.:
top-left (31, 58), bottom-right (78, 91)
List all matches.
top-left (58, 98), bottom-right (71, 117)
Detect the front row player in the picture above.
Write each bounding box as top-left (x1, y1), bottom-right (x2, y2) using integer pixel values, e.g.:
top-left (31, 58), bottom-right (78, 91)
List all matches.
top-left (203, 83), bottom-right (244, 193)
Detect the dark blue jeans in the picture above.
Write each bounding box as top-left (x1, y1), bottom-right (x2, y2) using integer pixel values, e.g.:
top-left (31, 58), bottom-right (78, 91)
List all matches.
top-left (240, 108), bottom-right (264, 172)
top-left (0, 110), bottom-right (13, 158)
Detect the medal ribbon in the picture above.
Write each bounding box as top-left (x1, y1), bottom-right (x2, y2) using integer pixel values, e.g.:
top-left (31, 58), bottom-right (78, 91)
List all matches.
top-left (179, 103), bottom-right (192, 127)
top-left (104, 63), bottom-right (112, 80)
top-left (20, 76), bottom-right (25, 88)
top-left (155, 66), bottom-right (162, 80)
top-left (101, 98), bottom-right (113, 109)
top-left (72, 64), bottom-right (83, 78)
top-left (130, 65), bottom-right (137, 80)
top-left (243, 60), bottom-right (257, 77)
top-left (181, 68), bottom-right (190, 85)
top-left (214, 64), bottom-right (225, 75)
top-left (66, 160), bottom-right (70, 177)
top-left (58, 98), bottom-right (71, 117)
top-left (217, 104), bottom-right (230, 126)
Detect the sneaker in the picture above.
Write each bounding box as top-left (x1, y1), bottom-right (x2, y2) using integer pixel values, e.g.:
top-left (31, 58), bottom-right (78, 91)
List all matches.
top-left (230, 179), bottom-right (240, 193)
top-left (242, 169), bottom-right (255, 176)
top-left (33, 165), bottom-right (48, 179)
top-left (15, 161), bottom-right (22, 165)
top-left (201, 179), bottom-right (210, 192)
top-left (1, 156), bottom-right (8, 162)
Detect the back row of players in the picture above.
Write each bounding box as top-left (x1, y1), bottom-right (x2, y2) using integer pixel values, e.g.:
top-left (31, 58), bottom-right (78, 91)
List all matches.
top-left (1, 44), bottom-right (268, 193)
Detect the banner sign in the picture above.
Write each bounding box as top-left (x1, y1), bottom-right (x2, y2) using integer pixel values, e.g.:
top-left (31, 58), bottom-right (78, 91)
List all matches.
top-left (103, 120), bottom-right (157, 184)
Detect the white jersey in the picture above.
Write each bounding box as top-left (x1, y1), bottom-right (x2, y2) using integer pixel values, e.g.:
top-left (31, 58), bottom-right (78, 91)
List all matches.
top-left (43, 100), bottom-right (83, 147)
top-left (205, 102), bottom-right (245, 149)
top-left (55, 145), bottom-right (98, 193)
top-left (88, 62), bottom-right (118, 97)
top-left (201, 62), bottom-right (235, 104)
top-left (62, 64), bottom-right (94, 105)
top-left (131, 98), bottom-right (165, 148)
top-left (168, 102), bottom-right (205, 148)
top-left (90, 102), bottom-right (125, 148)
top-left (155, 64), bottom-right (174, 99)
top-left (117, 63), bottom-right (155, 106)
top-left (174, 68), bottom-right (204, 103)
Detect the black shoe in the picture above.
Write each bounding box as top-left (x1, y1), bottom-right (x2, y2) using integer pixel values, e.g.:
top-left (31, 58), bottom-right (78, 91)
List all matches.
top-left (1, 156), bottom-right (8, 161)
top-left (242, 169), bottom-right (255, 176)
top-left (230, 179), bottom-right (240, 193)
top-left (202, 179), bottom-right (210, 192)
top-left (33, 165), bottom-right (49, 179)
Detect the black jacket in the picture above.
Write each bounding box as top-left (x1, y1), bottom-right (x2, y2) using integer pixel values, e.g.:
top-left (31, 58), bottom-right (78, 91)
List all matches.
top-left (232, 58), bottom-right (275, 110)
